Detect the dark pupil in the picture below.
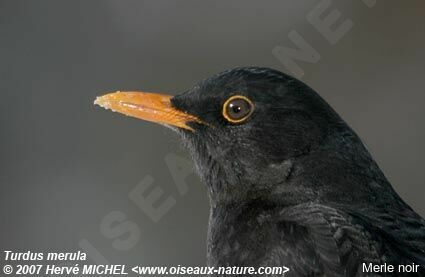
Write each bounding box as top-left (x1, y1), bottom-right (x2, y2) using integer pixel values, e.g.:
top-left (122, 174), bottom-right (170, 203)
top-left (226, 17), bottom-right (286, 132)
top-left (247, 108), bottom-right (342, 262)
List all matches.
top-left (227, 99), bottom-right (251, 120)
top-left (231, 105), bottom-right (242, 114)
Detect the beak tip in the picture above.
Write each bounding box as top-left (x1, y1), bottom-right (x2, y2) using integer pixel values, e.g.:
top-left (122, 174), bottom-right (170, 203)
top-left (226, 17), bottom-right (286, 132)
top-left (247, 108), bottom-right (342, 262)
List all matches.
top-left (94, 91), bottom-right (123, 107)
top-left (93, 97), bottom-right (102, 107)
top-left (94, 96), bottom-right (111, 110)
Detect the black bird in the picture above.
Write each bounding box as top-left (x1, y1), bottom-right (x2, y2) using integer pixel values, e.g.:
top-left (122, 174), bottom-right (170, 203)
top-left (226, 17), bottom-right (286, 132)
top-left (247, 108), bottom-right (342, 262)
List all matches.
top-left (95, 67), bottom-right (425, 276)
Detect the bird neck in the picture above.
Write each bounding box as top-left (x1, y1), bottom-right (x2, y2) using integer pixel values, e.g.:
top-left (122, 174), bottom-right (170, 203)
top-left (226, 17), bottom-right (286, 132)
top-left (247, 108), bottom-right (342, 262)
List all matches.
top-left (204, 158), bottom-right (309, 208)
top-left (205, 131), bottom-right (398, 210)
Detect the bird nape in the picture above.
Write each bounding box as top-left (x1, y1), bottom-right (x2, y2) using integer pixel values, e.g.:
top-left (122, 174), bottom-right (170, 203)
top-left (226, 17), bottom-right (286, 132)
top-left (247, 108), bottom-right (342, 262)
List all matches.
top-left (95, 67), bottom-right (425, 276)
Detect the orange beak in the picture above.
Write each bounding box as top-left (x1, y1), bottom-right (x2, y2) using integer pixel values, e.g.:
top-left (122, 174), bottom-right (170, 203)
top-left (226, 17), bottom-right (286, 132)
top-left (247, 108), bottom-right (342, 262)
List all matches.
top-left (94, 91), bottom-right (201, 131)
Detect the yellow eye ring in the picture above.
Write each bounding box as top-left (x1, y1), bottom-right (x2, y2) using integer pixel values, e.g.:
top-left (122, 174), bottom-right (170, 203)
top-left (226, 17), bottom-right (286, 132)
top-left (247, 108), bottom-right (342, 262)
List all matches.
top-left (222, 95), bottom-right (255, 123)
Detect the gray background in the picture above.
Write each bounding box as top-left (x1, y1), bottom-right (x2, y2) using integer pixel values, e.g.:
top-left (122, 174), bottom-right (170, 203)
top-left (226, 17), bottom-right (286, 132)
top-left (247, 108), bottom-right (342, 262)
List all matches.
top-left (1, 0), bottom-right (424, 271)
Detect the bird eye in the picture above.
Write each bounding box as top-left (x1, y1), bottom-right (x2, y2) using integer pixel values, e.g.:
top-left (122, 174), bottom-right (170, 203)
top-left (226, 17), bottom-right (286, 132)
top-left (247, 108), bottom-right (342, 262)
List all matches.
top-left (222, 95), bottom-right (254, 123)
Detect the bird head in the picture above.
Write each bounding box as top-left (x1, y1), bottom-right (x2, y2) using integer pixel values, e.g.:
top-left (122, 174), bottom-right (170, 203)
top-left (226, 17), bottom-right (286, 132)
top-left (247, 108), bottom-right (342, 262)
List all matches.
top-left (95, 67), bottom-right (363, 205)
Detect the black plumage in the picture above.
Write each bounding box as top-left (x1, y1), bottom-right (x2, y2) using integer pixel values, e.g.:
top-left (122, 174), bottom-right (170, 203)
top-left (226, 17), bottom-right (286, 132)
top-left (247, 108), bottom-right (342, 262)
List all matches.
top-left (169, 67), bottom-right (425, 276)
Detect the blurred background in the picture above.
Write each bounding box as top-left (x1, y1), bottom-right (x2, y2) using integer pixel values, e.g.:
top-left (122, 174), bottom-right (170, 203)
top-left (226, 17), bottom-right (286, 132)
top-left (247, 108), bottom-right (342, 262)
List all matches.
top-left (1, 0), bottom-right (424, 272)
